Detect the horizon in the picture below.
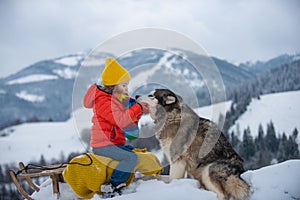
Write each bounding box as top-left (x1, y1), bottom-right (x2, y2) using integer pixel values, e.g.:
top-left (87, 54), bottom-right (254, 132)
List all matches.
top-left (1, 48), bottom-right (299, 79)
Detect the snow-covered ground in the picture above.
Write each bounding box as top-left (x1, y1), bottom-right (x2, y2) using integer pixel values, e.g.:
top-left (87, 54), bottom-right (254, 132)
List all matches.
top-left (30, 159), bottom-right (300, 200)
top-left (0, 119), bottom-right (86, 165)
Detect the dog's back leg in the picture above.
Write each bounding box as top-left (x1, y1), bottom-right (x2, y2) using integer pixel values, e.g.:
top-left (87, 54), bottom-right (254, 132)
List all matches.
top-left (201, 164), bottom-right (229, 200)
top-left (223, 175), bottom-right (250, 200)
top-left (207, 163), bottom-right (250, 200)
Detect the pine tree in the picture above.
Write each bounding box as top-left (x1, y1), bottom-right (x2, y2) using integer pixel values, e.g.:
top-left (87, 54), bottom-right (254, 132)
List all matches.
top-left (255, 124), bottom-right (265, 151)
top-left (292, 128), bottom-right (298, 141)
top-left (0, 184), bottom-right (6, 200)
top-left (39, 154), bottom-right (47, 166)
top-left (241, 127), bottom-right (255, 160)
top-left (3, 164), bottom-right (11, 183)
top-left (277, 133), bottom-right (288, 162)
top-left (230, 131), bottom-right (239, 149)
top-left (0, 165), bottom-right (4, 184)
top-left (265, 121), bottom-right (279, 153)
top-left (285, 129), bottom-right (299, 159)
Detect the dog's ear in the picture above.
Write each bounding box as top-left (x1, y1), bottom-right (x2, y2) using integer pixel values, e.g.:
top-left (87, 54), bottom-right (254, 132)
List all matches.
top-left (165, 95), bottom-right (176, 105)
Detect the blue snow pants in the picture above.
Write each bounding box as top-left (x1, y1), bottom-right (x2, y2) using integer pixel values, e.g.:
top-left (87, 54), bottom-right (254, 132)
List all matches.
top-left (92, 145), bottom-right (138, 187)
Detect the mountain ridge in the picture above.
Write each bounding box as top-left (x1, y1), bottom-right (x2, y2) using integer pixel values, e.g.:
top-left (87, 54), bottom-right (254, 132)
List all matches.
top-left (0, 49), bottom-right (299, 130)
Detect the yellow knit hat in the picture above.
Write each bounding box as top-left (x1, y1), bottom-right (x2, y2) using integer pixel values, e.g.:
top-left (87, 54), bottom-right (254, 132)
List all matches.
top-left (101, 58), bottom-right (131, 86)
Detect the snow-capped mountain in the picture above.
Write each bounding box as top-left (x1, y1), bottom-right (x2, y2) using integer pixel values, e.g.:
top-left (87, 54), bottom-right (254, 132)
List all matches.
top-left (0, 49), bottom-right (299, 132)
top-left (239, 53), bottom-right (300, 74)
top-left (0, 53), bottom-right (86, 130)
top-left (0, 48), bottom-right (255, 131)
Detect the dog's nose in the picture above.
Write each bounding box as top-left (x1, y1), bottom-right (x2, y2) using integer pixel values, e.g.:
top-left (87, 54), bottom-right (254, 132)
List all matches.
top-left (135, 95), bottom-right (141, 99)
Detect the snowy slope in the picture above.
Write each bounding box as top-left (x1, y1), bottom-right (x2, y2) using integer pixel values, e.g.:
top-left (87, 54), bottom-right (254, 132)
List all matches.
top-left (30, 159), bottom-right (300, 200)
top-left (0, 118), bottom-right (86, 165)
top-left (229, 90), bottom-right (300, 138)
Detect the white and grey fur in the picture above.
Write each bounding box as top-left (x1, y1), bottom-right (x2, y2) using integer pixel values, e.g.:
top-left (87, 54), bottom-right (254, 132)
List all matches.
top-left (137, 89), bottom-right (250, 200)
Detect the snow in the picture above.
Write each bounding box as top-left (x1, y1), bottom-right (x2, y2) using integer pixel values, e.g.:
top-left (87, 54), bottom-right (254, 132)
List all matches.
top-left (53, 68), bottom-right (78, 79)
top-left (16, 90), bottom-right (45, 103)
top-left (30, 160), bottom-right (300, 200)
top-left (292, 55), bottom-right (300, 61)
top-left (242, 160), bottom-right (300, 199)
top-left (195, 101), bottom-right (232, 124)
top-left (0, 118), bottom-right (85, 165)
top-left (54, 54), bottom-right (84, 66)
top-left (6, 74), bottom-right (58, 85)
top-left (0, 89), bottom-right (6, 94)
top-left (129, 53), bottom-right (173, 91)
top-left (229, 91), bottom-right (300, 138)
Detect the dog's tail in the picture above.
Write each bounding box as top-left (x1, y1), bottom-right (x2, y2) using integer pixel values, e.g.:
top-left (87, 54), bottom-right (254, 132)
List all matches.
top-left (224, 175), bottom-right (250, 200)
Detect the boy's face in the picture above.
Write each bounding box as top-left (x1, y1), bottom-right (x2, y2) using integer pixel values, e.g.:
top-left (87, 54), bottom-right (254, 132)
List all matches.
top-left (114, 81), bottom-right (129, 95)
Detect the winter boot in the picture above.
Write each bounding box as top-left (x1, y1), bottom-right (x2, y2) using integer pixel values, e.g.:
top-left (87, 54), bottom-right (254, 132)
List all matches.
top-left (101, 183), bottom-right (126, 198)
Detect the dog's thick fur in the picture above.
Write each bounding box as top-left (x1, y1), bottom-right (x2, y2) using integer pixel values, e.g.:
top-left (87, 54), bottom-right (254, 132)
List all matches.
top-left (137, 89), bottom-right (250, 200)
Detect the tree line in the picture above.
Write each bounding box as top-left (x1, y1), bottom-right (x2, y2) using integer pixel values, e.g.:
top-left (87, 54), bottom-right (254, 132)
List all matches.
top-left (227, 122), bottom-right (299, 170)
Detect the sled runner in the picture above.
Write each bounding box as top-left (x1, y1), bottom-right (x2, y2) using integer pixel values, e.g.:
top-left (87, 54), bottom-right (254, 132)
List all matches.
top-left (9, 162), bottom-right (66, 200)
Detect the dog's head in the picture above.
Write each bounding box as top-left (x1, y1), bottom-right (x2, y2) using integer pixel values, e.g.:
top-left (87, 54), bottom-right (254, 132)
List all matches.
top-left (136, 89), bottom-right (182, 120)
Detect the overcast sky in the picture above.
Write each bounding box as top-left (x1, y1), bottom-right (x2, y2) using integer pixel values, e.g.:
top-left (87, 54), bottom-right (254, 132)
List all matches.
top-left (0, 0), bottom-right (299, 77)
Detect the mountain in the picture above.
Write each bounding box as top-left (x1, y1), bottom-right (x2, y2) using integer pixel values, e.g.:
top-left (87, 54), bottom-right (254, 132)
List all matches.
top-left (72, 48), bottom-right (256, 109)
top-left (0, 53), bottom-right (85, 130)
top-left (0, 48), bottom-right (256, 130)
top-left (239, 53), bottom-right (300, 74)
top-left (1, 49), bottom-right (299, 131)
top-left (250, 59), bottom-right (300, 94)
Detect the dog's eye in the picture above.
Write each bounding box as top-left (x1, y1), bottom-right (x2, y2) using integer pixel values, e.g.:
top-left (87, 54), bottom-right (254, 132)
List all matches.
top-left (148, 94), bottom-right (155, 99)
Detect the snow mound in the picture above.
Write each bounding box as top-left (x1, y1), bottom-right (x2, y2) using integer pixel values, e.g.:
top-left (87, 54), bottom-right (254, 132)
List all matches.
top-left (31, 160), bottom-right (300, 200)
top-left (242, 159), bottom-right (300, 199)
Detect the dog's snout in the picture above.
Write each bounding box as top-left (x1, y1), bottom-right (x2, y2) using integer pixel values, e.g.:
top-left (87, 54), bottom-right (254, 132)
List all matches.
top-left (135, 95), bottom-right (141, 99)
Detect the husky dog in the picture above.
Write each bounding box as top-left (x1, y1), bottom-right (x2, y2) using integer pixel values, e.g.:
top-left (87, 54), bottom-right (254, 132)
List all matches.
top-left (136, 89), bottom-right (250, 200)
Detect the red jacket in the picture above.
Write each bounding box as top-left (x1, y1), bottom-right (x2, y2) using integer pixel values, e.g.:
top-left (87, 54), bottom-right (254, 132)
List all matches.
top-left (83, 84), bottom-right (143, 148)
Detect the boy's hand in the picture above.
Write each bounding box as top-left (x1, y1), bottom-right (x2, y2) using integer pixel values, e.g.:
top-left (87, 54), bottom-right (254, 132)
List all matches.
top-left (139, 102), bottom-right (150, 114)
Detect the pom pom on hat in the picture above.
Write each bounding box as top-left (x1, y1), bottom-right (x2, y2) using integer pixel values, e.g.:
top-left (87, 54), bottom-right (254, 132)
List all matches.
top-left (101, 58), bottom-right (131, 86)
